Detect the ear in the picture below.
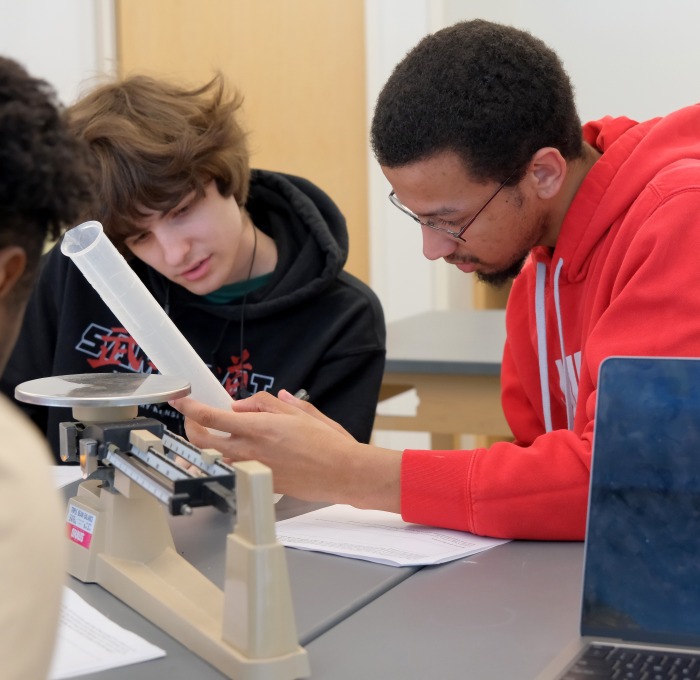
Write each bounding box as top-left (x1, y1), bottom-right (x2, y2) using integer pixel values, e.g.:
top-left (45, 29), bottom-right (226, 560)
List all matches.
top-left (0, 246), bottom-right (27, 300)
top-left (527, 147), bottom-right (567, 199)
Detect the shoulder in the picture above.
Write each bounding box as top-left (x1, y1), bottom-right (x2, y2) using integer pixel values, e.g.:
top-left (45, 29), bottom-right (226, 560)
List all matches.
top-left (646, 159), bottom-right (700, 199)
top-left (38, 237), bottom-right (99, 288)
top-left (337, 270), bottom-right (383, 309)
top-left (624, 160), bottom-right (700, 234)
top-left (332, 271), bottom-right (386, 340)
top-left (37, 238), bottom-right (71, 274)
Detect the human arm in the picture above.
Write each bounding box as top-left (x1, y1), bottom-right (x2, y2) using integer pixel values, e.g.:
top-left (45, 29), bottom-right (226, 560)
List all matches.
top-left (171, 389), bottom-right (402, 512)
top-left (172, 385), bottom-right (589, 538)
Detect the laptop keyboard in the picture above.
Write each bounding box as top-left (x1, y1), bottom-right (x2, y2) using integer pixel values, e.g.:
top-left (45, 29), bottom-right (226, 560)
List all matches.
top-left (561, 642), bottom-right (700, 679)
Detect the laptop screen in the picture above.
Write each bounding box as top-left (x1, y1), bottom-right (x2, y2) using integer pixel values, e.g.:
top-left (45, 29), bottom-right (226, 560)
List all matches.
top-left (581, 356), bottom-right (700, 646)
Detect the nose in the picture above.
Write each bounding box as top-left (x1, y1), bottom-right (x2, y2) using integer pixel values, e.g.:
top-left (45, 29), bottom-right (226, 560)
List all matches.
top-left (156, 228), bottom-right (190, 266)
top-left (421, 226), bottom-right (459, 261)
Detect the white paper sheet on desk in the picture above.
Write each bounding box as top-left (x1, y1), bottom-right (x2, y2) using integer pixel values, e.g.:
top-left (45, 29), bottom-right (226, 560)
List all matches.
top-left (52, 466), bottom-right (83, 488)
top-left (275, 504), bottom-right (509, 567)
top-left (48, 587), bottom-right (166, 679)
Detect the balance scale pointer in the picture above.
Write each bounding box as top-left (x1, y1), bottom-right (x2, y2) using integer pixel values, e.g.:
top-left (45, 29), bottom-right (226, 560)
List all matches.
top-left (16, 373), bottom-right (309, 680)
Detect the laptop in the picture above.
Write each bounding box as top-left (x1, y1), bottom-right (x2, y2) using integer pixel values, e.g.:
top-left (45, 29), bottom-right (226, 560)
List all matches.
top-left (536, 356), bottom-right (700, 680)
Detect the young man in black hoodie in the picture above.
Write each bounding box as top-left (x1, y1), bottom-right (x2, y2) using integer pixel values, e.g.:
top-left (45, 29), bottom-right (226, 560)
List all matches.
top-left (0, 73), bottom-right (386, 460)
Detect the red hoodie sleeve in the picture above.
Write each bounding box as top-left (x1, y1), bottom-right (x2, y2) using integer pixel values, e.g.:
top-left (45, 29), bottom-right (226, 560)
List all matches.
top-left (400, 431), bottom-right (590, 540)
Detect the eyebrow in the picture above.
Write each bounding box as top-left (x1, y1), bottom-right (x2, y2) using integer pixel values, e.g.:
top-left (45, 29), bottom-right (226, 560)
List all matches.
top-left (417, 205), bottom-right (464, 219)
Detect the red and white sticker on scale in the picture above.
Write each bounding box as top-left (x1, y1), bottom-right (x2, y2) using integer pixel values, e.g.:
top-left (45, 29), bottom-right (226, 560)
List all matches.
top-left (66, 503), bottom-right (97, 549)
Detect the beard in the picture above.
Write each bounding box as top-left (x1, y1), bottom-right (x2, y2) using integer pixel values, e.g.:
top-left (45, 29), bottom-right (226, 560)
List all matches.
top-left (474, 209), bottom-right (550, 287)
top-left (475, 254), bottom-right (528, 287)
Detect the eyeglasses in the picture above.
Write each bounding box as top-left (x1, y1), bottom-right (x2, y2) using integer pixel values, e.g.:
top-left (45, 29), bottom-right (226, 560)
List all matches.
top-left (388, 170), bottom-right (517, 242)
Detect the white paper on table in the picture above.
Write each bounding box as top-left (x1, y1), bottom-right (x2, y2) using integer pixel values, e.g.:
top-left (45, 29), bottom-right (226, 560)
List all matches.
top-left (275, 504), bottom-right (509, 567)
top-left (52, 466), bottom-right (83, 489)
top-left (48, 587), bottom-right (166, 679)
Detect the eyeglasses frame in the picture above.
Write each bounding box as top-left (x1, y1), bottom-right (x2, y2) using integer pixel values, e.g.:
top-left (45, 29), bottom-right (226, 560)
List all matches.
top-left (388, 170), bottom-right (517, 242)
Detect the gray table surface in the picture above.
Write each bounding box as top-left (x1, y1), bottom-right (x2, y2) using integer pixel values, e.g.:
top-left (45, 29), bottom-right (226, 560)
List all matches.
top-left (305, 540), bottom-right (584, 680)
top-left (62, 484), bottom-right (419, 679)
top-left (384, 309), bottom-right (506, 375)
top-left (61, 478), bottom-right (584, 679)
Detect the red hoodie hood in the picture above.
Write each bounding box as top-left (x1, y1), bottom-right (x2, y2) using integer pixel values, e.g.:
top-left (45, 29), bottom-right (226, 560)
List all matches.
top-left (542, 104), bottom-right (700, 283)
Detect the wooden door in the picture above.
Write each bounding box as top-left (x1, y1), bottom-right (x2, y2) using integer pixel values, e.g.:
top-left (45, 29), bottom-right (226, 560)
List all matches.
top-left (116, 0), bottom-right (369, 281)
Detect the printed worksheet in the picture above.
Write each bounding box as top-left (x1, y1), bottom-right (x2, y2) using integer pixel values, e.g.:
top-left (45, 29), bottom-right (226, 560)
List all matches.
top-left (48, 587), bottom-right (165, 679)
top-left (276, 504), bottom-right (509, 567)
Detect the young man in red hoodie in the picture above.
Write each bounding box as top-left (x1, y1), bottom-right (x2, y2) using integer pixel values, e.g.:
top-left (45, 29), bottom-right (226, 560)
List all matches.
top-left (171, 19), bottom-right (700, 540)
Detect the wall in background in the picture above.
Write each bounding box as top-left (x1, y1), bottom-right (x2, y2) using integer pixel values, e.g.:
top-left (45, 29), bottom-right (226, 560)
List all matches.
top-left (442, 0), bottom-right (700, 122)
top-left (366, 0), bottom-right (700, 324)
top-left (3, 0), bottom-right (700, 322)
top-left (3, 0), bottom-right (700, 451)
top-left (0, 0), bottom-right (114, 105)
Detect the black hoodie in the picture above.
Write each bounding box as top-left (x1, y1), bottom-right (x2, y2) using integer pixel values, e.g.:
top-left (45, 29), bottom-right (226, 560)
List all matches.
top-left (2, 170), bottom-right (386, 460)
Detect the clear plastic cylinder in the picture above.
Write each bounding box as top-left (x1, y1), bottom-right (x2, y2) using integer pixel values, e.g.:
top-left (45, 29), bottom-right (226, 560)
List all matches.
top-left (61, 221), bottom-right (233, 411)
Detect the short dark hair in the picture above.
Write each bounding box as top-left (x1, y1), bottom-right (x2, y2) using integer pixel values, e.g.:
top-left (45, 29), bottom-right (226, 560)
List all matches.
top-left (370, 20), bottom-right (584, 183)
top-left (0, 56), bottom-right (93, 296)
top-left (67, 72), bottom-right (250, 255)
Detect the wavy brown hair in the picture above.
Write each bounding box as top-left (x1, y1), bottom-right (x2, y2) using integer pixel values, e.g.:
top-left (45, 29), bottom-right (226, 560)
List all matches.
top-left (67, 72), bottom-right (250, 255)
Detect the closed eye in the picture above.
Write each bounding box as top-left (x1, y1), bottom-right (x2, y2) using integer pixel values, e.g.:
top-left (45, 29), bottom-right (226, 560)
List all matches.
top-left (424, 216), bottom-right (462, 229)
top-left (435, 217), bottom-right (461, 228)
top-left (169, 191), bottom-right (197, 219)
top-left (126, 230), bottom-right (151, 247)
top-left (171, 202), bottom-right (191, 218)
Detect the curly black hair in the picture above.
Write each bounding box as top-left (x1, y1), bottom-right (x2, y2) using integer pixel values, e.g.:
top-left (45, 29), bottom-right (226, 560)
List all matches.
top-left (0, 57), bottom-right (93, 294)
top-left (370, 20), bottom-right (584, 183)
